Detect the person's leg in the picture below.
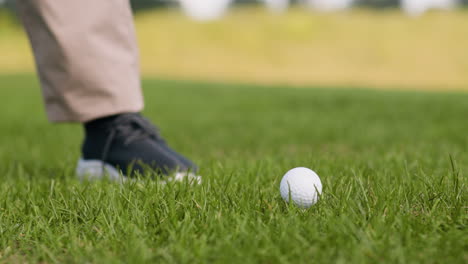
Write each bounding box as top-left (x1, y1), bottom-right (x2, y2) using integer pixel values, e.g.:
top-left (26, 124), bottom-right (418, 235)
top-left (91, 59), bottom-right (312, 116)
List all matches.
top-left (16, 0), bottom-right (199, 181)
top-left (16, 0), bottom-right (143, 122)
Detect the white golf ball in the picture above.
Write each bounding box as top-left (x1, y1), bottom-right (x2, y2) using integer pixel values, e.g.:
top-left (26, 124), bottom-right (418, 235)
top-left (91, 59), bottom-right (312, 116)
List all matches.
top-left (280, 167), bottom-right (323, 208)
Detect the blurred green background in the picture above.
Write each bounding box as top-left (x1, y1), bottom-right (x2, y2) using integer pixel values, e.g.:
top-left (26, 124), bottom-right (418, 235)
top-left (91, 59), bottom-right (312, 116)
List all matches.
top-left (1, 0), bottom-right (468, 91)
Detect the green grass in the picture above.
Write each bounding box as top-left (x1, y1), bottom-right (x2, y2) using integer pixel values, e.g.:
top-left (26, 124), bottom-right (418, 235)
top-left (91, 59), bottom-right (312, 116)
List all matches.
top-left (0, 74), bottom-right (466, 263)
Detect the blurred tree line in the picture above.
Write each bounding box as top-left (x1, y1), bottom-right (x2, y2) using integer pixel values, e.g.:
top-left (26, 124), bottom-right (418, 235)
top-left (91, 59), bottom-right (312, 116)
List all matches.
top-left (130, 0), bottom-right (468, 10)
top-left (1, 0), bottom-right (467, 11)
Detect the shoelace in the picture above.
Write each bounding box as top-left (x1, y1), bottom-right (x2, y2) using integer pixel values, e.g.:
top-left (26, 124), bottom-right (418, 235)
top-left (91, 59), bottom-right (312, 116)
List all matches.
top-left (100, 114), bottom-right (164, 164)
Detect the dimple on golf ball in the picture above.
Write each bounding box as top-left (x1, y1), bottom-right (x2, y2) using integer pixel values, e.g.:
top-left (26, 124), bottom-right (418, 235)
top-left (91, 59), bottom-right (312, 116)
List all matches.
top-left (280, 167), bottom-right (323, 208)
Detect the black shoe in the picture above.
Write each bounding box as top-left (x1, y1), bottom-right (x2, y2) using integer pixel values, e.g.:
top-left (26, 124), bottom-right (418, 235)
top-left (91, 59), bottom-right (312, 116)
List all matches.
top-left (76, 113), bottom-right (200, 182)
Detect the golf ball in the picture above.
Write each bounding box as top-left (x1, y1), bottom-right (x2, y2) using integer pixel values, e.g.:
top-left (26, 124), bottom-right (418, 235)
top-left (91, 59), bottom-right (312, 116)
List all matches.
top-left (280, 167), bottom-right (323, 208)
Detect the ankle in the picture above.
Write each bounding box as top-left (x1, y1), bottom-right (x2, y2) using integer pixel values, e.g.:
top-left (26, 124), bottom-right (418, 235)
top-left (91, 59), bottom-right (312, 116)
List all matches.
top-left (82, 113), bottom-right (136, 159)
top-left (85, 114), bottom-right (122, 132)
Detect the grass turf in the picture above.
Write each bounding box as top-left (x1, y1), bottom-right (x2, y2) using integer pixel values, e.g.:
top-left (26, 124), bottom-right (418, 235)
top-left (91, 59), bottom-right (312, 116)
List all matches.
top-left (0, 74), bottom-right (466, 263)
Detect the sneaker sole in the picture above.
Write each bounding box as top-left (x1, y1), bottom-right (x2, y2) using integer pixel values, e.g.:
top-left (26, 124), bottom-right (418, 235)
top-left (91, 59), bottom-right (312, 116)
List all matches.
top-left (76, 159), bottom-right (201, 184)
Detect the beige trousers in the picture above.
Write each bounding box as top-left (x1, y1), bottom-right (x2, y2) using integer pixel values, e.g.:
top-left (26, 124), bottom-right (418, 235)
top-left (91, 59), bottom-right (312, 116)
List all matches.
top-left (16, 0), bottom-right (144, 123)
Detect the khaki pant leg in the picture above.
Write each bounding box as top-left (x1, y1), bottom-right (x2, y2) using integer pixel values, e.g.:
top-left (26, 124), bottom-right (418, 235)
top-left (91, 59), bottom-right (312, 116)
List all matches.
top-left (16, 0), bottom-right (144, 123)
